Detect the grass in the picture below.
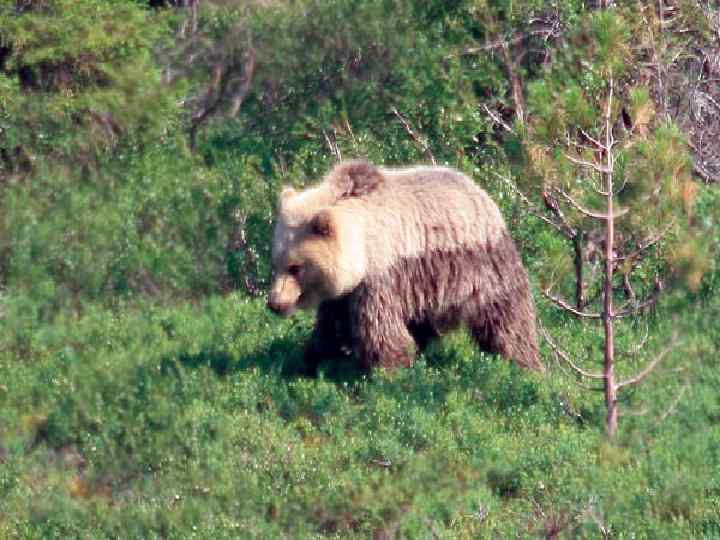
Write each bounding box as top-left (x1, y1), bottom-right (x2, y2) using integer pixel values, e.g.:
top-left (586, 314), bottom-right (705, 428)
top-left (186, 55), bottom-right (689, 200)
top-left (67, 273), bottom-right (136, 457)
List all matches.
top-left (0, 292), bottom-right (718, 539)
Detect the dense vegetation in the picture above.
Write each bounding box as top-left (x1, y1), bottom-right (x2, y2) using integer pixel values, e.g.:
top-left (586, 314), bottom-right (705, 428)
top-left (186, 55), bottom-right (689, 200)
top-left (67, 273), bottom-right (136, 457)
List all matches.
top-left (1, 0), bottom-right (718, 537)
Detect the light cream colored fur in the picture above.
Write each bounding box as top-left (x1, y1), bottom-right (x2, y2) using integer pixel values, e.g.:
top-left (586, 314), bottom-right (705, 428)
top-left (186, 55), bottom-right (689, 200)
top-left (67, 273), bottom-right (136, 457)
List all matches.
top-left (270, 163), bottom-right (507, 312)
top-left (344, 166), bottom-right (505, 275)
top-left (271, 184), bottom-right (365, 309)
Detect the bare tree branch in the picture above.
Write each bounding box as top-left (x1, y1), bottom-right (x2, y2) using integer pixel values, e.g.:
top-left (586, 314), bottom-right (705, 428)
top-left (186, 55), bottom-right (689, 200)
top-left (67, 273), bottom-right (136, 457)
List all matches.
top-left (580, 128), bottom-right (606, 150)
top-left (491, 172), bottom-right (575, 238)
top-left (500, 41), bottom-right (525, 126)
top-left (227, 213), bottom-right (262, 297)
top-left (615, 222), bottom-right (675, 262)
top-left (589, 182), bottom-right (610, 197)
top-left (322, 128), bottom-right (342, 162)
top-left (565, 136), bottom-right (602, 155)
top-left (542, 188), bottom-right (578, 237)
top-left (482, 104), bottom-right (515, 133)
top-left (544, 289), bottom-right (603, 319)
top-left (615, 280), bottom-right (663, 318)
top-left (449, 27), bottom-right (559, 57)
top-left (555, 187), bottom-right (629, 220)
top-left (177, 0), bottom-right (200, 39)
top-left (343, 117), bottom-right (357, 146)
top-left (656, 380), bottom-right (689, 423)
top-left (539, 326), bottom-right (605, 380)
top-left (189, 46), bottom-right (256, 150)
top-left (563, 152), bottom-right (611, 174)
top-left (617, 340), bottom-right (677, 389)
top-left (390, 106), bottom-right (436, 165)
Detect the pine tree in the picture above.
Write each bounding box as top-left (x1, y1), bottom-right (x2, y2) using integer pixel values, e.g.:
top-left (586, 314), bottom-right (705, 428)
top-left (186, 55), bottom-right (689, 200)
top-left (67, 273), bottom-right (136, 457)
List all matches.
top-left (521, 8), bottom-right (701, 436)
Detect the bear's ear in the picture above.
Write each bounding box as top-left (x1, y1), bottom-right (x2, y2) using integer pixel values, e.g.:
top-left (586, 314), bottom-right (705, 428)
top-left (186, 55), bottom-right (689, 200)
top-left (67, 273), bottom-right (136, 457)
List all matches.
top-left (310, 210), bottom-right (333, 237)
top-left (329, 160), bottom-right (383, 198)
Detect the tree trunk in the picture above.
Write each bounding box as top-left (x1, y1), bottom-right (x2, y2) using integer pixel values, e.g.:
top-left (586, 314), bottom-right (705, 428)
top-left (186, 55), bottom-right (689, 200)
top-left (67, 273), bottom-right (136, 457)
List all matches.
top-left (574, 232), bottom-right (585, 311)
top-left (604, 199), bottom-right (618, 437)
top-left (603, 77), bottom-right (618, 438)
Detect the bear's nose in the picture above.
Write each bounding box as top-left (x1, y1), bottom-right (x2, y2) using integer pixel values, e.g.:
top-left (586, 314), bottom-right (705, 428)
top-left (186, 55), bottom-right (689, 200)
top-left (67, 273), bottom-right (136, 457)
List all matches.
top-left (267, 298), bottom-right (293, 316)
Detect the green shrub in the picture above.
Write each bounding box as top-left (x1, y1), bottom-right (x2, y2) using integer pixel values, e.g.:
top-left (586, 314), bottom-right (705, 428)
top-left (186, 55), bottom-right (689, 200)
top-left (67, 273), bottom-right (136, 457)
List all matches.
top-left (1, 292), bottom-right (718, 538)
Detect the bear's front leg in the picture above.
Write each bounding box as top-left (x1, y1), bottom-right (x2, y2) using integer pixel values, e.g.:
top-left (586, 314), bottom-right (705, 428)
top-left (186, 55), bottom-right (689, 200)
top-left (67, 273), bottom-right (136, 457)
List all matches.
top-left (351, 286), bottom-right (416, 370)
top-left (302, 295), bottom-right (353, 376)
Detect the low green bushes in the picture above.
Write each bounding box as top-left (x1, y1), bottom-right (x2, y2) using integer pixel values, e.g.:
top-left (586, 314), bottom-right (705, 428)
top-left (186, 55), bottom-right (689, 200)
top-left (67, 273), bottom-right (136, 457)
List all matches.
top-left (1, 293), bottom-right (717, 538)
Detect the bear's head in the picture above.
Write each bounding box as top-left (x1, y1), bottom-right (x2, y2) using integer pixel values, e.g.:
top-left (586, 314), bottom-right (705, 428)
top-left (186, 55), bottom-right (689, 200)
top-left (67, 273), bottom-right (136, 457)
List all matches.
top-left (267, 160), bottom-right (382, 316)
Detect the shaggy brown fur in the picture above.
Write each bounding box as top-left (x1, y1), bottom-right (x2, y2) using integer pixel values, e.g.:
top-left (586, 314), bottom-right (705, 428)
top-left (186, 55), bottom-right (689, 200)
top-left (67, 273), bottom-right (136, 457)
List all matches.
top-left (303, 232), bottom-right (541, 373)
top-left (269, 160), bottom-right (543, 373)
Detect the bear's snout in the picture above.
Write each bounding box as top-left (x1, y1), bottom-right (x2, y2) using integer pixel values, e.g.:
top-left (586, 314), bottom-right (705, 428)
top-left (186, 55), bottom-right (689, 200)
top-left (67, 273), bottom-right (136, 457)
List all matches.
top-left (267, 298), bottom-right (297, 316)
top-left (267, 274), bottom-right (302, 316)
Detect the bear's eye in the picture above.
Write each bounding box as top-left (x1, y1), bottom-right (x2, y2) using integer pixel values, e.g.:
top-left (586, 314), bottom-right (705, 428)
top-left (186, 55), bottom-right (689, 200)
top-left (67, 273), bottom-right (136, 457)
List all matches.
top-left (287, 264), bottom-right (303, 277)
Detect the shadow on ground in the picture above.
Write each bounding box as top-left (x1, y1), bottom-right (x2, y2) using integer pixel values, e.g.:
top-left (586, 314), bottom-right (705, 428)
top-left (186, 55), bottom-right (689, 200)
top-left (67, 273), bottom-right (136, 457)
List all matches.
top-left (160, 335), bottom-right (369, 385)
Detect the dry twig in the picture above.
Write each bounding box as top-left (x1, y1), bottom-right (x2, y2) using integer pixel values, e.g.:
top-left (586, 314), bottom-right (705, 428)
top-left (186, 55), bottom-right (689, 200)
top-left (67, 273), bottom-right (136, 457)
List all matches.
top-left (543, 289), bottom-right (602, 319)
top-left (390, 107), bottom-right (436, 165)
top-left (539, 326), bottom-right (604, 381)
top-left (617, 337), bottom-right (678, 389)
top-left (554, 187), bottom-right (629, 221)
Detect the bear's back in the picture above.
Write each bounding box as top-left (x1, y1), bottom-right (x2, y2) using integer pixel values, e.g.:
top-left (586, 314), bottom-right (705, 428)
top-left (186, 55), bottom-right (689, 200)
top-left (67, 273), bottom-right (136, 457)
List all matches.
top-left (334, 165), bottom-right (507, 275)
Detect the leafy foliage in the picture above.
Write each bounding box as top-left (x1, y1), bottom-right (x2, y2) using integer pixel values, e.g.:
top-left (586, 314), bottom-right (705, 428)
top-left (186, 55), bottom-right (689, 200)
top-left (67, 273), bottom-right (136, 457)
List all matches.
top-left (0, 0), bottom-right (178, 176)
top-left (524, 9), bottom-right (702, 300)
top-left (2, 140), bottom-right (277, 309)
top-left (0, 0), bottom-right (718, 537)
top-left (1, 292), bottom-right (719, 538)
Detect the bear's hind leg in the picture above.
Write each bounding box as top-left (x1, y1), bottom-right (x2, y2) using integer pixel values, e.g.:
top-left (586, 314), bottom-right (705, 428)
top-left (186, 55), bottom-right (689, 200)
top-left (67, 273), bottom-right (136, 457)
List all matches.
top-left (468, 303), bottom-right (542, 371)
top-left (468, 314), bottom-right (501, 356)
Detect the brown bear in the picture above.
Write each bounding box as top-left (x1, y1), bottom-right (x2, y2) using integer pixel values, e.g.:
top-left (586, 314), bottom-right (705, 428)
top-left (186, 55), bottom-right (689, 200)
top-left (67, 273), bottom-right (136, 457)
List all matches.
top-left (267, 160), bottom-right (542, 374)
